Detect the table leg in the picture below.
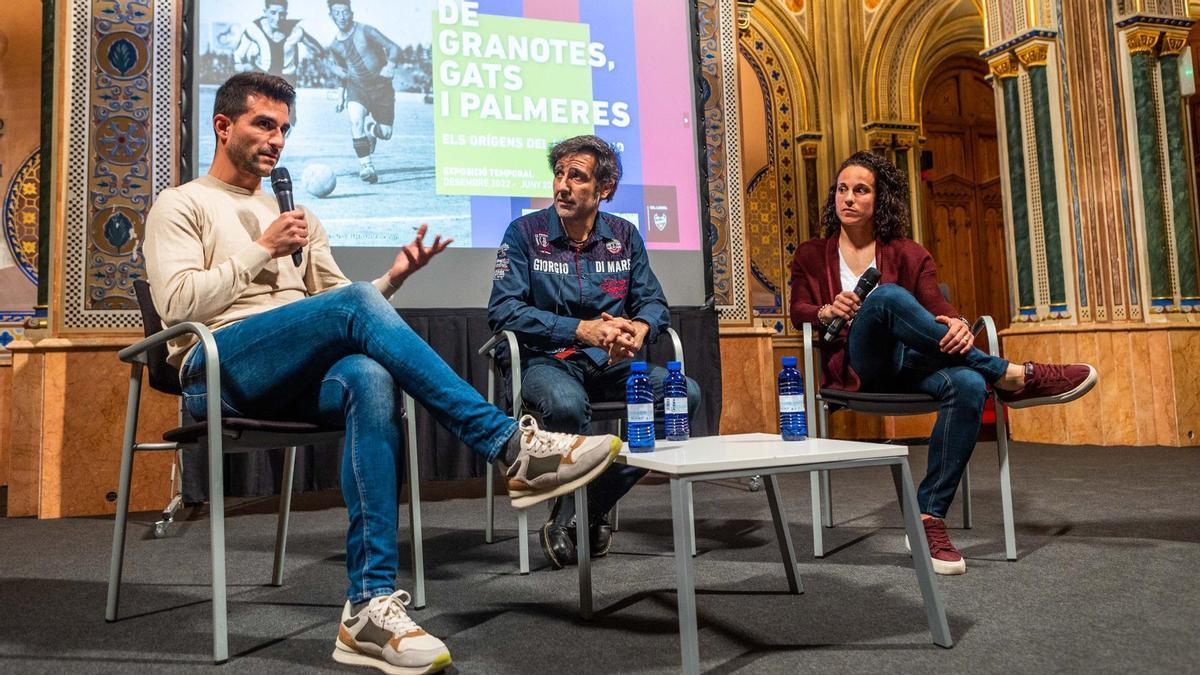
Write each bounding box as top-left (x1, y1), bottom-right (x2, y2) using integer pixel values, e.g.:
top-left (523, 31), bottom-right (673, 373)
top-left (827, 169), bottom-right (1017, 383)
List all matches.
top-left (809, 472), bottom-right (824, 558)
top-left (576, 485), bottom-right (592, 620)
top-left (890, 460), bottom-right (953, 648)
top-left (764, 474), bottom-right (803, 594)
top-left (671, 477), bottom-right (700, 675)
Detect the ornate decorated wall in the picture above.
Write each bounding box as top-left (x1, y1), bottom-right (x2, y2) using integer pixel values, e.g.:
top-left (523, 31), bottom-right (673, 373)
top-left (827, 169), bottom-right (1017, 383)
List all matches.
top-left (0, 0), bottom-right (46, 490)
top-left (7, 0), bottom-right (178, 518)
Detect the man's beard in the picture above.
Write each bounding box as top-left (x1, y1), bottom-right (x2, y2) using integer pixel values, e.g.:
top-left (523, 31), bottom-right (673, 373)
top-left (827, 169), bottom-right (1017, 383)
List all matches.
top-left (233, 140), bottom-right (272, 177)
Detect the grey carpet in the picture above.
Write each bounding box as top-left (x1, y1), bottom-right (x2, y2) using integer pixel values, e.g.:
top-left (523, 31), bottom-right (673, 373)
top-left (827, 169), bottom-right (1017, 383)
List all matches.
top-left (1, 441), bottom-right (1197, 673)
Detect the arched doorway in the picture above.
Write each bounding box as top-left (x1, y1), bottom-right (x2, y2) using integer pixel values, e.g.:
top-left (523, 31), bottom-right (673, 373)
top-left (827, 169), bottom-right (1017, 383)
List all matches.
top-left (920, 55), bottom-right (1011, 327)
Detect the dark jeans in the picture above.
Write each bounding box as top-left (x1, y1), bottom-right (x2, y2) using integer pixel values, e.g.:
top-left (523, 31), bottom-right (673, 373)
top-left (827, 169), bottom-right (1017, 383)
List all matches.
top-left (847, 284), bottom-right (1009, 518)
top-left (179, 282), bottom-right (518, 604)
top-left (520, 353), bottom-right (702, 522)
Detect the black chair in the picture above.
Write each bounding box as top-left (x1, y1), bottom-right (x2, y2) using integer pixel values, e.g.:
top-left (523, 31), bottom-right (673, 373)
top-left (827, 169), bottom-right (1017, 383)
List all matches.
top-left (105, 280), bottom-right (426, 664)
top-left (800, 288), bottom-right (1016, 561)
top-left (478, 328), bottom-right (695, 573)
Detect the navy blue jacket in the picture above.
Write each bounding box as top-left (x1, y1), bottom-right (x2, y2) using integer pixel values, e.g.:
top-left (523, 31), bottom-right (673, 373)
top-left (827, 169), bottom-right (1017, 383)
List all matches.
top-left (487, 207), bottom-right (670, 365)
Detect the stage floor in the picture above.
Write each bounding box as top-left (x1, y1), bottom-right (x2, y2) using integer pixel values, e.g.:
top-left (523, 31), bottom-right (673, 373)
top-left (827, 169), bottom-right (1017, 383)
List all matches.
top-left (1, 440), bottom-right (1197, 673)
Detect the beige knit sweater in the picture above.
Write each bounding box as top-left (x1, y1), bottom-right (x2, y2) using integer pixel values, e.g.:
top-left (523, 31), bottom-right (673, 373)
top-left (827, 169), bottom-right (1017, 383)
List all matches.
top-left (143, 174), bottom-right (395, 368)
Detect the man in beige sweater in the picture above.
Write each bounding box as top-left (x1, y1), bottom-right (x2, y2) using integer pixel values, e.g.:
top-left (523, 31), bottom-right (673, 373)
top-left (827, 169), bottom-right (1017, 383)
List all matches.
top-left (144, 72), bottom-right (619, 674)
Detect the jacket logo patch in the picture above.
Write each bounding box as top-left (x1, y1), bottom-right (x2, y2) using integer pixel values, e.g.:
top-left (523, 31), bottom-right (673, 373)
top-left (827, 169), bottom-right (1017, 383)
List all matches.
top-left (606, 240), bottom-right (622, 254)
top-left (534, 232), bottom-right (551, 253)
top-left (600, 277), bottom-right (628, 299)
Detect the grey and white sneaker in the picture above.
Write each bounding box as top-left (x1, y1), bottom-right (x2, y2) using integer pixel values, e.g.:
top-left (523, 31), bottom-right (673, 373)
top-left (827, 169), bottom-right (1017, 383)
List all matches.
top-left (332, 590), bottom-right (451, 674)
top-left (504, 415), bottom-right (622, 510)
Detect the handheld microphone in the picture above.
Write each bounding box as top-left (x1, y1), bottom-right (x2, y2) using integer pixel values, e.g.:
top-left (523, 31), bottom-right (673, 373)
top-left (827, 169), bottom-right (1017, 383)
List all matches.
top-left (269, 167), bottom-right (303, 267)
top-left (823, 267), bottom-right (882, 343)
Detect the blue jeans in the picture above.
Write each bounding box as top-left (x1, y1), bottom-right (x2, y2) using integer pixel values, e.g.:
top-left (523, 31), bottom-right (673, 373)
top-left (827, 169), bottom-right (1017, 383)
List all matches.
top-left (179, 282), bottom-right (518, 604)
top-left (847, 284), bottom-right (1009, 519)
top-left (519, 353), bottom-right (702, 521)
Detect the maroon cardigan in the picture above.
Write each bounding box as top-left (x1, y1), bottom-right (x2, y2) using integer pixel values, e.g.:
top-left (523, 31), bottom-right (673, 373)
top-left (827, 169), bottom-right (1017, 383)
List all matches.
top-left (788, 235), bottom-right (958, 392)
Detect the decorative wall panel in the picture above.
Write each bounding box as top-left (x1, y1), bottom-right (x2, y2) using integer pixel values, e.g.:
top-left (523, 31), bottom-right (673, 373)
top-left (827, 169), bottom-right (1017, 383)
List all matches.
top-left (60, 0), bottom-right (174, 331)
top-left (0, 0), bottom-right (43, 348)
top-left (702, 0), bottom-right (749, 321)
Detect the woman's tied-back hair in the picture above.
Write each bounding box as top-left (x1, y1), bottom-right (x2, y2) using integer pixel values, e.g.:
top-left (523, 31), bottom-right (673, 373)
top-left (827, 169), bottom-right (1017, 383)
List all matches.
top-left (819, 150), bottom-right (910, 242)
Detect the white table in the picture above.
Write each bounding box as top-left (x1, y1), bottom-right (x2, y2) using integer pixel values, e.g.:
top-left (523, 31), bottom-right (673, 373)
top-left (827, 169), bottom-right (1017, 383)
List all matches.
top-left (572, 433), bottom-right (952, 674)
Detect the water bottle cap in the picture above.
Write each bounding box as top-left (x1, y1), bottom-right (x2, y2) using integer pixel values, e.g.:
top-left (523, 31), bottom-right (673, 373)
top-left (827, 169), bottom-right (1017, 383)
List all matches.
top-left (781, 356), bottom-right (798, 367)
top-left (630, 360), bottom-right (648, 373)
top-left (667, 361), bottom-right (681, 371)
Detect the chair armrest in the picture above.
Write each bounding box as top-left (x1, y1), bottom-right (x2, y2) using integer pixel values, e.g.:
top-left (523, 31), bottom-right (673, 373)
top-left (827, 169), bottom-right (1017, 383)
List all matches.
top-left (121, 321), bottom-right (224, 427)
top-left (479, 330), bottom-right (524, 418)
top-left (665, 326), bottom-right (685, 374)
top-left (801, 323), bottom-right (819, 422)
top-left (970, 315), bottom-right (1001, 358)
top-left (118, 321), bottom-right (215, 365)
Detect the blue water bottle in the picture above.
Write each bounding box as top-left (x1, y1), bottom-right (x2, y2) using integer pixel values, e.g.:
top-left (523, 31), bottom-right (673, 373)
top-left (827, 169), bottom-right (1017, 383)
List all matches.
top-left (778, 356), bottom-right (807, 441)
top-left (627, 361), bottom-right (655, 451)
top-left (663, 361), bottom-right (690, 441)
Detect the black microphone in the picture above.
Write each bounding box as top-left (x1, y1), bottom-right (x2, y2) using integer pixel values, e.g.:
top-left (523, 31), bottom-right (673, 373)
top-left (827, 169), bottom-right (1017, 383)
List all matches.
top-left (823, 267), bottom-right (882, 343)
top-left (270, 167), bottom-right (303, 267)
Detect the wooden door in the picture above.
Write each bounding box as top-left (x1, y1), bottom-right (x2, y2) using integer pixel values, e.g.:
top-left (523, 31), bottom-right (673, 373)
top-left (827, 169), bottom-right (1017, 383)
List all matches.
top-left (920, 56), bottom-right (1011, 327)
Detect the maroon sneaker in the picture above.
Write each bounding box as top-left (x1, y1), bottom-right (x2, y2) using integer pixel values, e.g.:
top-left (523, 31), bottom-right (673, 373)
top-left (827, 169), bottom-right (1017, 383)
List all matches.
top-left (995, 361), bottom-right (1097, 409)
top-left (908, 517), bottom-right (966, 575)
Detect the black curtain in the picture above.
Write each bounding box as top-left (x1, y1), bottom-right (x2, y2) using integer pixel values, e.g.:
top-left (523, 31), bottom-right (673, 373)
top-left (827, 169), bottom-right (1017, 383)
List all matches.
top-left (182, 306), bottom-right (721, 501)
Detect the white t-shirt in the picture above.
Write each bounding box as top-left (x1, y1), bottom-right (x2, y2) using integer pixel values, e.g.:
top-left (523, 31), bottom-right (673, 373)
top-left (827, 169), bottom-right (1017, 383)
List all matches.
top-left (839, 248), bottom-right (877, 297)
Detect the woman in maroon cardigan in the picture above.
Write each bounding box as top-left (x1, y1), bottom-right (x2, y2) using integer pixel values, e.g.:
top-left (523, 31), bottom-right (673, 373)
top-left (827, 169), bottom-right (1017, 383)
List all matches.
top-left (789, 151), bottom-right (1096, 575)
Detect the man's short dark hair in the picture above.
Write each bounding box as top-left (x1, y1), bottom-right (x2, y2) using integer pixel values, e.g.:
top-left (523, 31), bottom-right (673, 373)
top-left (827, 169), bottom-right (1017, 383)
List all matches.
top-left (264, 0), bottom-right (287, 9)
top-left (327, 0), bottom-right (351, 8)
top-left (212, 72), bottom-right (295, 121)
top-left (548, 135), bottom-right (622, 202)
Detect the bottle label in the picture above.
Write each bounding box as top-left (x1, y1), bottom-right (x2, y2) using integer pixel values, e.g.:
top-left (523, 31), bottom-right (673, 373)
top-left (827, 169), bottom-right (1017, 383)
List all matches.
top-left (627, 403), bottom-right (654, 423)
top-left (779, 394), bottom-right (805, 413)
top-left (664, 397), bottom-right (688, 415)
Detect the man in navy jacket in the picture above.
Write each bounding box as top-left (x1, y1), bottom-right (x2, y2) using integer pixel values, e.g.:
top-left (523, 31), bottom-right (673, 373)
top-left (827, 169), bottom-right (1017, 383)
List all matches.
top-left (489, 135), bottom-right (701, 569)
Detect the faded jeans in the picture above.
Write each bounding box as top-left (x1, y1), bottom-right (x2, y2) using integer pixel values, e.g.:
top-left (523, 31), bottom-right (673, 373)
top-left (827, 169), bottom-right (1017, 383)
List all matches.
top-left (180, 282), bottom-right (518, 603)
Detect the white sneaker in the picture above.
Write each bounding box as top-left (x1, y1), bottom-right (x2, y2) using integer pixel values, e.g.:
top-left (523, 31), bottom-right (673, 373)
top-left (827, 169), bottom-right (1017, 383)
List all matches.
top-left (503, 415), bottom-right (621, 510)
top-left (332, 590), bottom-right (451, 674)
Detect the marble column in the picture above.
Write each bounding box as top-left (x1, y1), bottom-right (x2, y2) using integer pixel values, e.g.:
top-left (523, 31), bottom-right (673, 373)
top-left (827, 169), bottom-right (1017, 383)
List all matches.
top-left (1157, 30), bottom-right (1200, 309)
top-left (990, 52), bottom-right (1037, 318)
top-left (1126, 27), bottom-right (1173, 307)
top-left (1017, 41), bottom-right (1068, 313)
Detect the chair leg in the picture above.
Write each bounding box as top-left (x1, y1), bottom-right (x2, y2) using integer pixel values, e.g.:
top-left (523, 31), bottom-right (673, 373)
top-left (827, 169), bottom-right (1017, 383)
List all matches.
top-left (611, 502), bottom-right (620, 532)
top-left (996, 414), bottom-right (1017, 560)
top-left (207, 430), bottom-right (230, 664)
top-left (270, 446), bottom-right (297, 587)
top-left (106, 362), bottom-right (143, 623)
top-left (820, 470), bottom-right (833, 528)
top-left (404, 395), bottom-right (426, 608)
top-left (960, 461), bottom-right (973, 530)
top-left (485, 462), bottom-right (495, 544)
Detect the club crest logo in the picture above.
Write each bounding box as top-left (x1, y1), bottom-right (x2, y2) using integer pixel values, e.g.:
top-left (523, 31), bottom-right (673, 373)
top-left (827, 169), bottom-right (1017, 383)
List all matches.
top-left (534, 232), bottom-right (549, 249)
top-left (606, 240), bottom-right (622, 254)
top-left (653, 211), bottom-right (669, 231)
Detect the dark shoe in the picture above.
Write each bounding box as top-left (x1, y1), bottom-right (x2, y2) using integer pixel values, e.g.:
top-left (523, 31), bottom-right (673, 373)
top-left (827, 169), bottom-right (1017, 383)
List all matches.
top-left (589, 510), bottom-right (613, 558)
top-left (906, 517), bottom-right (966, 575)
top-left (994, 362), bottom-right (1097, 409)
top-left (539, 497), bottom-right (577, 569)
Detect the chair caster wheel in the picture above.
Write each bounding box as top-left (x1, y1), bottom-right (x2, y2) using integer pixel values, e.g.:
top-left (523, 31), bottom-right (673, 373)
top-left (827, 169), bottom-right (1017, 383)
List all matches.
top-left (153, 520), bottom-right (171, 538)
top-left (748, 476), bottom-right (762, 492)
